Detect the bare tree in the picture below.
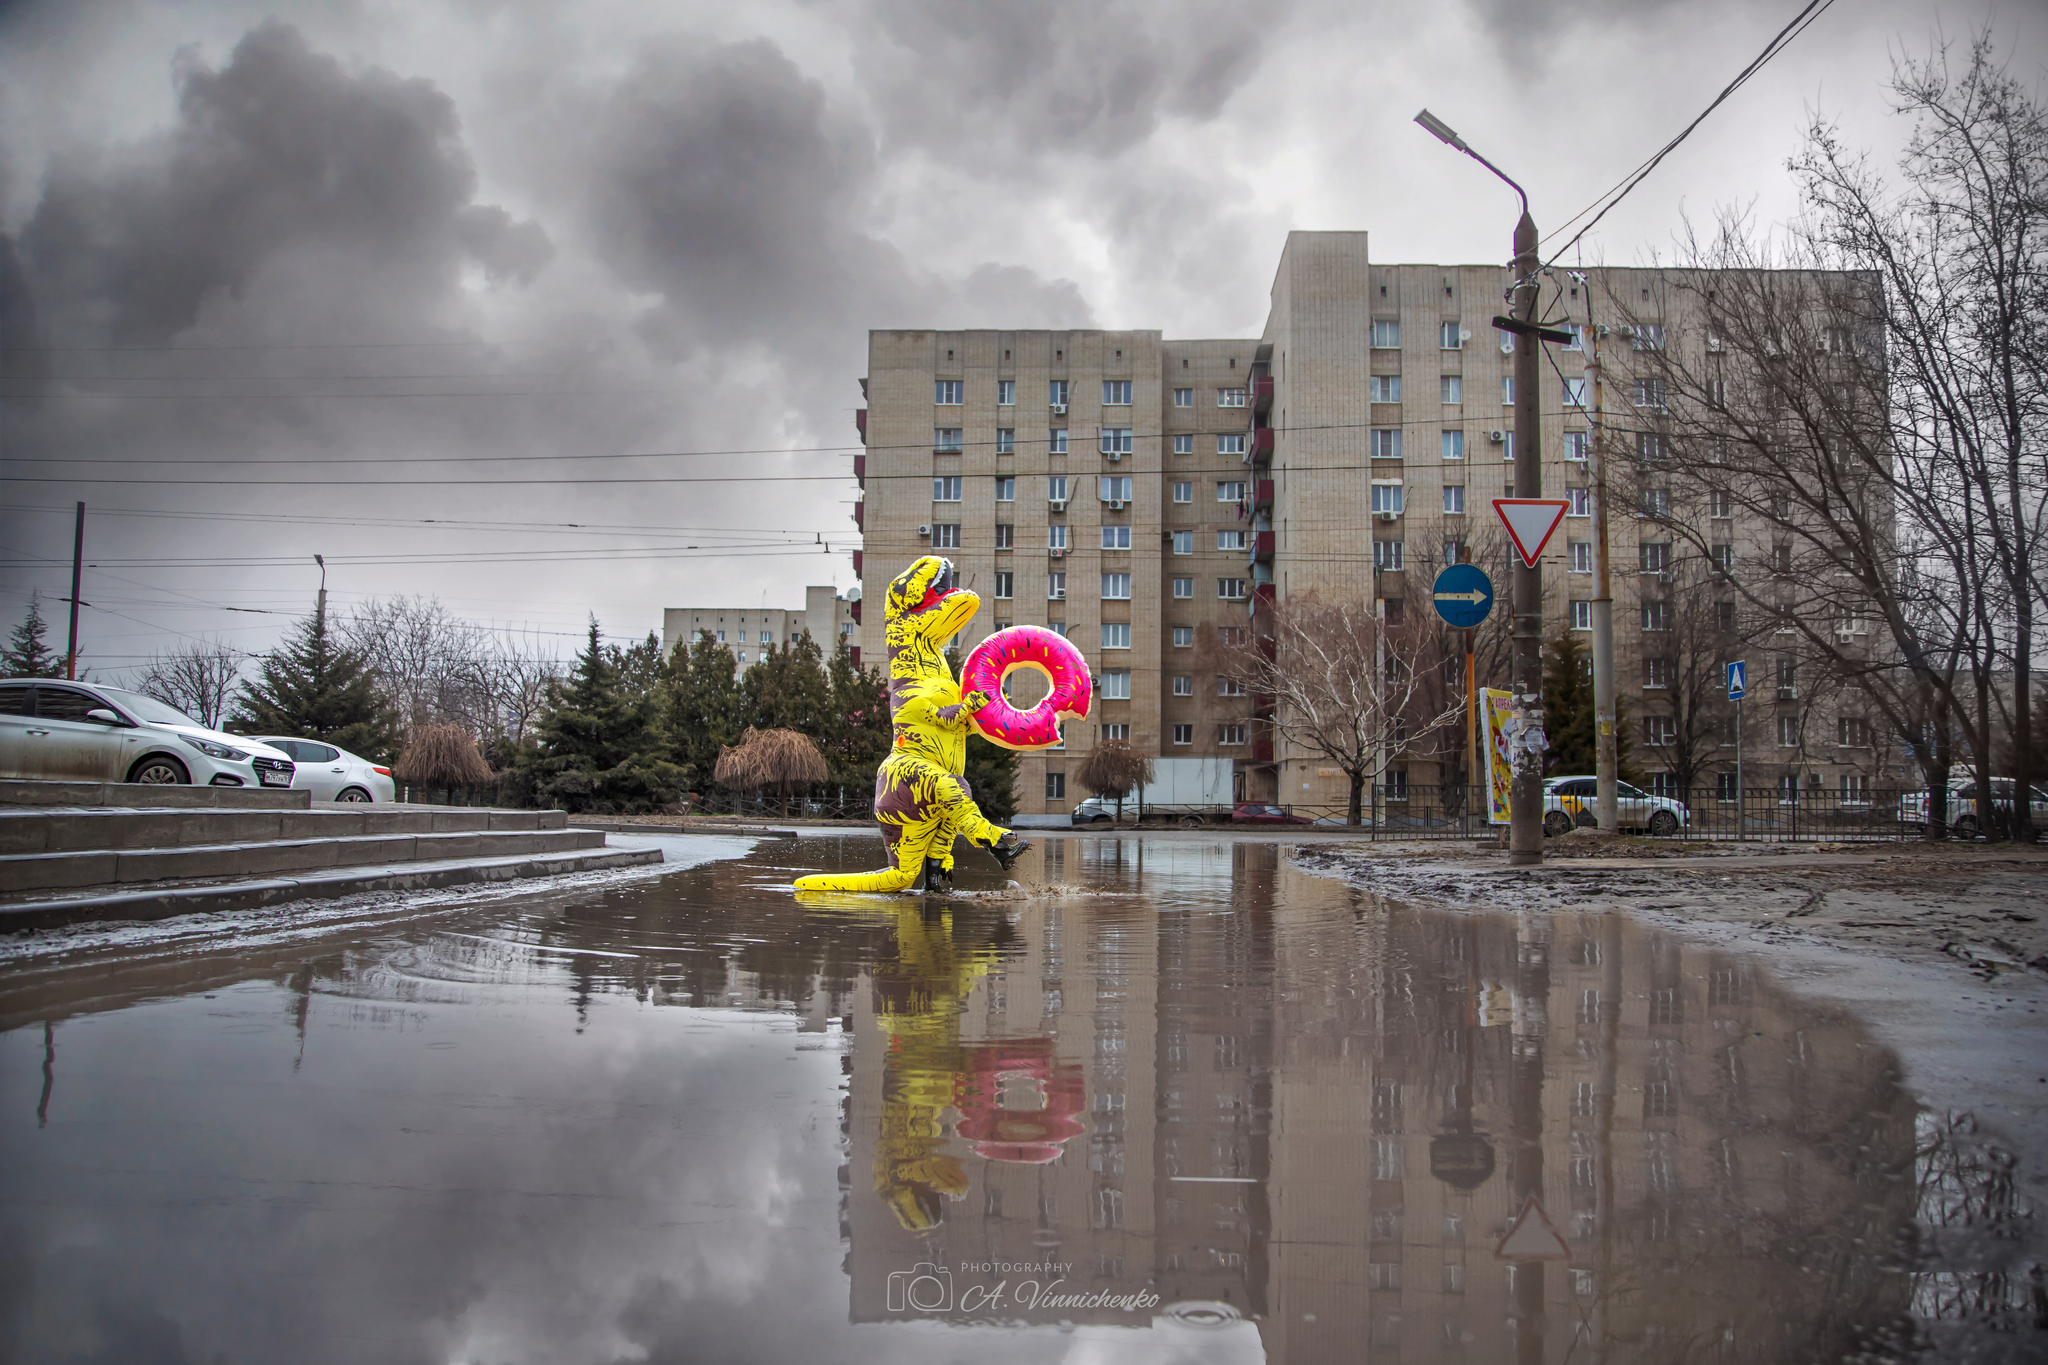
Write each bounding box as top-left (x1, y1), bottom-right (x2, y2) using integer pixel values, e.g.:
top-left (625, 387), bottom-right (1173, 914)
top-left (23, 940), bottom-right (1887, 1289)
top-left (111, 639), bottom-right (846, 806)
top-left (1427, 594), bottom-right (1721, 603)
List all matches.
top-left (137, 638), bottom-right (245, 729)
top-left (1220, 595), bottom-right (1464, 824)
top-left (394, 723), bottom-right (494, 805)
top-left (1637, 538), bottom-right (1736, 798)
top-left (715, 727), bottom-right (828, 817)
top-left (1076, 739), bottom-right (1155, 822)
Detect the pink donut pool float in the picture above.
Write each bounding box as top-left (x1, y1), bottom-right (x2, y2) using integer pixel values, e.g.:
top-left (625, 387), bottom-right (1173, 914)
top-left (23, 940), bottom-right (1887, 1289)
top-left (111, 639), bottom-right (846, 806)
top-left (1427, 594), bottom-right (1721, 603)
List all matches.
top-left (960, 626), bottom-right (1093, 751)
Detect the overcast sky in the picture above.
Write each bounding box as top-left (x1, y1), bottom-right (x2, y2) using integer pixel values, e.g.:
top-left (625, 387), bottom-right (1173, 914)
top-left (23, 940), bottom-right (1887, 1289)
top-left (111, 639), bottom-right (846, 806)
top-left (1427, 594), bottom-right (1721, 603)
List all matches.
top-left (0, 0), bottom-right (2039, 679)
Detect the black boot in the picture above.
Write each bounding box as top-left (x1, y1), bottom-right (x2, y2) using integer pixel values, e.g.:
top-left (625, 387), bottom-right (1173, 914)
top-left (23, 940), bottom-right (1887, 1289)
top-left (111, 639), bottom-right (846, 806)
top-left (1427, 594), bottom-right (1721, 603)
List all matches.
top-left (984, 834), bottom-right (1032, 873)
top-left (921, 858), bottom-right (954, 893)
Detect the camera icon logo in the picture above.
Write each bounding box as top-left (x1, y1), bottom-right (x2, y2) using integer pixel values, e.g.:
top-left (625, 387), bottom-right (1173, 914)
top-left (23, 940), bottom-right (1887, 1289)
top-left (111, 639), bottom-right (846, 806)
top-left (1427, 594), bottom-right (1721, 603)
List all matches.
top-left (886, 1262), bottom-right (954, 1314)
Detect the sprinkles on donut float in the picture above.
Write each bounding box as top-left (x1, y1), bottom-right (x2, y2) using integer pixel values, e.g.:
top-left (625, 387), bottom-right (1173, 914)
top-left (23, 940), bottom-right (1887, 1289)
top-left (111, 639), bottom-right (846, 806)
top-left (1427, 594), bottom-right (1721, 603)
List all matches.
top-left (960, 626), bottom-right (1093, 751)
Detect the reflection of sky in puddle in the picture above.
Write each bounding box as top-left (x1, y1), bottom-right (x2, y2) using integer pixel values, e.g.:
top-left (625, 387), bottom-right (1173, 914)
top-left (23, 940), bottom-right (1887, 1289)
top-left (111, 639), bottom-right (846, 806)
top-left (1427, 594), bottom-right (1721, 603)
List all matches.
top-left (0, 834), bottom-right (2028, 1362)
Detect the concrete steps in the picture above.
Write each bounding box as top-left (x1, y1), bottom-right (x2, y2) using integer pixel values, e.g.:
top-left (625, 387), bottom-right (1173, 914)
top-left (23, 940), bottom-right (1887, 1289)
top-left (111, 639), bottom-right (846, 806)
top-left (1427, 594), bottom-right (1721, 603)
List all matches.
top-left (0, 782), bottom-right (663, 929)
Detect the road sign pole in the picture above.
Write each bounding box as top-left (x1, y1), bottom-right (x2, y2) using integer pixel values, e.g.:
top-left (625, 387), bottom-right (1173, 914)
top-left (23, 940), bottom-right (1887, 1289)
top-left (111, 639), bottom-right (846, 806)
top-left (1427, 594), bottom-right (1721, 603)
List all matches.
top-left (1587, 312), bottom-right (1618, 832)
top-left (1735, 696), bottom-right (1744, 843)
top-left (1465, 627), bottom-right (1477, 832)
top-left (1508, 212), bottom-right (1545, 866)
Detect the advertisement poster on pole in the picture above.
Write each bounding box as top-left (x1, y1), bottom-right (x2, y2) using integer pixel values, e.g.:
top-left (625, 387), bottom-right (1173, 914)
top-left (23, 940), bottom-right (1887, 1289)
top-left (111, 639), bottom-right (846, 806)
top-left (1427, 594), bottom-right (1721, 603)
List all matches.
top-left (1481, 688), bottom-right (1516, 824)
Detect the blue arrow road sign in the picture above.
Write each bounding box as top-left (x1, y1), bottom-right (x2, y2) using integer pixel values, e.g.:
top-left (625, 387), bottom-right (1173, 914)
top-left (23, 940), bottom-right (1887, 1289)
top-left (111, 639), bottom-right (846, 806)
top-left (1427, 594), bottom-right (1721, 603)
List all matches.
top-left (1727, 660), bottom-right (1746, 701)
top-left (1432, 564), bottom-right (1495, 629)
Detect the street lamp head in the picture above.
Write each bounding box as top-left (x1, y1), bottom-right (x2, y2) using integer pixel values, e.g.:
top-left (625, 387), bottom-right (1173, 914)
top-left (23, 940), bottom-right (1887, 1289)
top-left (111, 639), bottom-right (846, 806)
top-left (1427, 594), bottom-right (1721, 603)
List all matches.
top-left (1414, 109), bottom-right (1468, 152)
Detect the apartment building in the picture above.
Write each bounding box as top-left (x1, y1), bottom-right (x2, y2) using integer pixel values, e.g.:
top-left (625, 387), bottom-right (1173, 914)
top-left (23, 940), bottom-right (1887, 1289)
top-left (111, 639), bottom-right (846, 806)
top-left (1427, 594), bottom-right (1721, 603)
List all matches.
top-left (660, 585), bottom-right (859, 669)
top-left (853, 232), bottom-right (1902, 818)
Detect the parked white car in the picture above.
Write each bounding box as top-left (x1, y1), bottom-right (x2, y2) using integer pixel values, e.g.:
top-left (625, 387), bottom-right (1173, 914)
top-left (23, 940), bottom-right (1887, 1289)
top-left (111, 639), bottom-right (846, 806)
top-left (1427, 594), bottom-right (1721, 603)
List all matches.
top-left (247, 736), bottom-right (396, 803)
top-left (1898, 774), bottom-right (2048, 838)
top-left (0, 678), bottom-right (295, 790)
top-left (1543, 774), bottom-right (1689, 837)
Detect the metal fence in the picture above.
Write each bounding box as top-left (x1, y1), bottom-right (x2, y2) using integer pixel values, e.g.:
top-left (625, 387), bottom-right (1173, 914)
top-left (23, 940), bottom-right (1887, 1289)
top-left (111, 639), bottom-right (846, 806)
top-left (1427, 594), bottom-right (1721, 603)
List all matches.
top-left (1301, 783), bottom-right (1925, 843)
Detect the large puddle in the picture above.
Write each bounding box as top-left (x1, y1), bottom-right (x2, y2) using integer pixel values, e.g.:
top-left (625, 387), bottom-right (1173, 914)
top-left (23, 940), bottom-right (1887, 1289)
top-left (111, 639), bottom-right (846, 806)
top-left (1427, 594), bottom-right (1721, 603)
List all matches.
top-left (0, 835), bottom-right (2036, 1362)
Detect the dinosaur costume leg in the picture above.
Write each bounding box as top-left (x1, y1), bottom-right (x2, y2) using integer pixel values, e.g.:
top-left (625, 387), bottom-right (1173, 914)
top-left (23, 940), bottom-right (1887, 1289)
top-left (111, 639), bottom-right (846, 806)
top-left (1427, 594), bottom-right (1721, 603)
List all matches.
top-left (793, 754), bottom-right (1009, 893)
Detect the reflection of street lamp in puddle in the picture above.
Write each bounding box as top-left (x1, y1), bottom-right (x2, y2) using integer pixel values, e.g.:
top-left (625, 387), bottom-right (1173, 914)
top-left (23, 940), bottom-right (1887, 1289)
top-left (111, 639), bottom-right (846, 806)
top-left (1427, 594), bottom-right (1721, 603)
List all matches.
top-left (1432, 922), bottom-right (1497, 1191)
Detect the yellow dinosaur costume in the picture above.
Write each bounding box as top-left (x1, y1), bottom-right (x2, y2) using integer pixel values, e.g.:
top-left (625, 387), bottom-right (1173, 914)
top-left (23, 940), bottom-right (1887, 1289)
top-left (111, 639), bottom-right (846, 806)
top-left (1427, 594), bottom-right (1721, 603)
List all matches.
top-left (792, 557), bottom-right (1029, 893)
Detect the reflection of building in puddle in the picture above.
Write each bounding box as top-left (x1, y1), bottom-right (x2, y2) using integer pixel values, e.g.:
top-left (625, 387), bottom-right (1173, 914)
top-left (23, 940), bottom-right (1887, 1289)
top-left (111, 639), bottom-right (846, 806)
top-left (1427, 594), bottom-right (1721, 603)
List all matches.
top-left (843, 844), bottom-right (1919, 1356)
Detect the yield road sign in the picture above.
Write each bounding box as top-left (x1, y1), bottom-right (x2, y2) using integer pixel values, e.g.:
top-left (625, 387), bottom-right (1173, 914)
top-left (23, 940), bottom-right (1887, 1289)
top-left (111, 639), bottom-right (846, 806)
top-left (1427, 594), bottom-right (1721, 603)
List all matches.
top-left (1495, 1195), bottom-right (1571, 1262)
top-left (1431, 563), bottom-right (1495, 629)
top-left (1727, 660), bottom-right (1747, 701)
top-left (1493, 498), bottom-right (1572, 568)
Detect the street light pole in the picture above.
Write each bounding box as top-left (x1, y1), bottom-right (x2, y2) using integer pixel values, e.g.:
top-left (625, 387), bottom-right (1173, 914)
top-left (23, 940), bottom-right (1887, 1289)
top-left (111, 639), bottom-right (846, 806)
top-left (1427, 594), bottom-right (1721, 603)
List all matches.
top-left (1582, 281), bottom-right (1619, 832)
top-left (1416, 109), bottom-right (1546, 865)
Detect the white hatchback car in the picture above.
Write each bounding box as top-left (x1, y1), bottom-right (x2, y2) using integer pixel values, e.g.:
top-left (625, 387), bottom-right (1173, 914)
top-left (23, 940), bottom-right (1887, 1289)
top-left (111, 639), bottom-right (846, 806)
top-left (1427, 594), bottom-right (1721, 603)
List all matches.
top-left (1543, 774), bottom-right (1689, 837)
top-left (0, 679), bottom-right (296, 790)
top-left (248, 737), bottom-right (396, 803)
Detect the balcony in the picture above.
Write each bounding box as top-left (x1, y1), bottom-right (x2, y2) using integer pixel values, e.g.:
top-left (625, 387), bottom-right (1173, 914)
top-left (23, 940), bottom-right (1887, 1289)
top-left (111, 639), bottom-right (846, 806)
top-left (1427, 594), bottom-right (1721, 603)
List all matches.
top-left (848, 646), bottom-right (861, 666)
top-left (1253, 478), bottom-right (1274, 511)
top-left (854, 409), bottom-right (867, 444)
top-left (852, 550), bottom-right (863, 576)
top-left (1255, 633), bottom-right (1277, 662)
top-left (1253, 531), bottom-right (1274, 563)
top-left (853, 454), bottom-right (866, 487)
top-left (1253, 582), bottom-right (1277, 615)
top-left (1252, 738), bottom-right (1275, 763)
top-left (852, 502), bottom-right (864, 530)
top-left (850, 598), bottom-right (862, 624)
top-left (1252, 375), bottom-right (1274, 413)
top-left (1249, 427), bottom-right (1275, 466)
top-left (1253, 692), bottom-right (1276, 715)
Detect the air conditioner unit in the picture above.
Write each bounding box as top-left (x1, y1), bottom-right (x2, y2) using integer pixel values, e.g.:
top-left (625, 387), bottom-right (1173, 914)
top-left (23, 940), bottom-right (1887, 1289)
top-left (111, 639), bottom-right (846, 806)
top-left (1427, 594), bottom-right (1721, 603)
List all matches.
top-left (1106, 452), bottom-right (1123, 462)
top-left (1049, 588), bottom-right (1066, 600)
top-left (1051, 403), bottom-right (1068, 415)
top-left (917, 524), bottom-right (931, 537)
top-left (1108, 499), bottom-right (1126, 510)
top-left (1487, 429), bottom-right (1506, 443)
top-left (1048, 499), bottom-right (1067, 511)
top-left (1377, 511), bottom-right (1399, 523)
top-left (1050, 548), bottom-right (1066, 559)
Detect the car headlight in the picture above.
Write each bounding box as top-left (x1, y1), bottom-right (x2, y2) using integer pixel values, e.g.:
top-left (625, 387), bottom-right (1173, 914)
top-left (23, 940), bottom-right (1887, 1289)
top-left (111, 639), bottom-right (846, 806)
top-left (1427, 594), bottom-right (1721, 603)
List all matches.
top-left (180, 734), bottom-right (250, 761)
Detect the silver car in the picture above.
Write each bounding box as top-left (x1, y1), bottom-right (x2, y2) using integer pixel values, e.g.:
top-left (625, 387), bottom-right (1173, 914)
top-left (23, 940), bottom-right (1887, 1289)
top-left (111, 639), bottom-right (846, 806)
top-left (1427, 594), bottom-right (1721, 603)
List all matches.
top-left (249, 737), bottom-right (396, 803)
top-left (0, 679), bottom-right (295, 790)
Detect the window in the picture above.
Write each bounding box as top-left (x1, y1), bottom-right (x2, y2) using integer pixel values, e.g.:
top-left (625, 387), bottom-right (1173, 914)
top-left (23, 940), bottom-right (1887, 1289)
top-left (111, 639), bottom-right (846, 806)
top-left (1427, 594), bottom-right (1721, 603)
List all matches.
top-left (1210, 432), bottom-right (1247, 460)
top-left (1049, 524), bottom-right (1068, 551)
top-left (1644, 715), bottom-right (1675, 746)
top-left (1100, 475), bottom-right (1133, 503)
top-left (1173, 577), bottom-right (1194, 598)
top-left (1172, 433), bottom-right (1194, 455)
top-left (1101, 427), bottom-right (1133, 455)
top-left (1717, 772), bottom-right (1741, 800)
top-left (1631, 323), bottom-right (1667, 351)
top-left (932, 476), bottom-right (962, 501)
top-left (1049, 429), bottom-right (1068, 454)
top-left (1371, 429), bottom-right (1403, 460)
top-left (1644, 657), bottom-right (1669, 688)
top-left (994, 523), bottom-right (1014, 548)
top-left (1710, 489), bottom-right (1733, 518)
top-left (1172, 675), bottom-right (1193, 696)
top-left (1102, 573), bottom-right (1131, 599)
top-left (1441, 430), bottom-right (1464, 460)
top-left (1045, 475), bottom-right (1069, 504)
top-left (1440, 321), bottom-right (1464, 349)
top-left (935, 380), bottom-right (963, 405)
top-left (1564, 431), bottom-right (1590, 462)
top-left (1777, 658), bottom-right (1797, 699)
top-left (1502, 431), bottom-right (1514, 461)
top-left (1173, 387), bottom-right (1193, 407)
top-left (1219, 724), bottom-right (1248, 745)
top-left (1637, 432), bottom-right (1666, 463)
top-left (996, 428), bottom-right (1015, 454)
top-left (1566, 540), bottom-right (1592, 572)
top-left (1101, 670), bottom-right (1132, 700)
top-left (997, 379), bottom-right (1015, 406)
top-left (1217, 529), bottom-right (1247, 551)
top-left (1101, 525), bottom-right (1132, 550)
top-left (1046, 771), bottom-right (1066, 800)
top-left (1771, 542), bottom-right (1792, 573)
top-left (1374, 540), bottom-right (1405, 570)
top-left (1633, 378), bottom-right (1668, 409)
top-left (1371, 320), bottom-right (1401, 348)
top-left (1218, 578), bottom-right (1248, 599)
top-left (1562, 377), bottom-right (1587, 406)
top-left (1049, 380), bottom-right (1069, 407)
top-left (1101, 623), bottom-right (1131, 650)
top-left (1370, 375), bottom-right (1401, 402)
top-left (1838, 717), bottom-right (1870, 746)
top-left (1642, 600), bottom-right (1670, 630)
top-left (1218, 387), bottom-right (1247, 407)
top-left (1370, 484), bottom-right (1404, 514)
top-left (1047, 573), bottom-right (1066, 600)
top-left (934, 428), bottom-right (963, 451)
top-left (995, 476), bottom-right (1015, 501)
top-left (1103, 380), bottom-right (1132, 406)
top-left (1047, 621), bottom-right (1067, 636)
top-left (1173, 627), bottom-right (1194, 647)
top-left (1217, 626), bottom-right (1248, 646)
top-left (1443, 485), bottom-right (1465, 514)
top-left (1777, 716), bottom-right (1799, 748)
top-left (994, 572), bottom-right (1014, 599)
top-left (1559, 487), bottom-right (1588, 517)
top-left (1571, 600), bottom-right (1593, 630)
top-left (1218, 480), bottom-right (1246, 502)
top-left (932, 523), bottom-right (961, 548)
top-left (1710, 543), bottom-right (1734, 574)
top-left (1443, 539), bottom-right (1470, 564)
top-left (1440, 375), bottom-right (1463, 403)
top-left (1217, 676), bottom-right (1246, 696)
top-left (1717, 599), bottom-right (1737, 630)
top-left (1172, 723), bottom-right (1194, 744)
top-left (1170, 530), bottom-right (1193, 555)
top-left (1640, 542), bottom-right (1671, 573)
top-left (1172, 481), bottom-right (1193, 503)
top-left (1640, 488), bottom-right (1670, 517)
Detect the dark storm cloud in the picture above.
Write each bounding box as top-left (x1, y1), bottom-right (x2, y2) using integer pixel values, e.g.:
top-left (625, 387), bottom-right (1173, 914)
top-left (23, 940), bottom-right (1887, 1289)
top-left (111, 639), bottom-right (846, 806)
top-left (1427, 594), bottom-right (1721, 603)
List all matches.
top-left (18, 20), bottom-right (552, 347)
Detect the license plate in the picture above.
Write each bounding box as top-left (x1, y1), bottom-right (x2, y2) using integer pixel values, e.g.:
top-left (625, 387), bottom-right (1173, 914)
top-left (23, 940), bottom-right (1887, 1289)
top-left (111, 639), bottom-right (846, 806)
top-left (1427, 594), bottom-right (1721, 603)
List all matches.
top-left (259, 769), bottom-right (294, 788)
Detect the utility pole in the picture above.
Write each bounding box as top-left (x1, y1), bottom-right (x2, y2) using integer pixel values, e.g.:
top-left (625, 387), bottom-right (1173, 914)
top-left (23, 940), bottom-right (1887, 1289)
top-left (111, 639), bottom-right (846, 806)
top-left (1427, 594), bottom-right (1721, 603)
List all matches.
top-left (64, 502), bottom-right (84, 680)
top-left (314, 554), bottom-right (327, 624)
top-left (1584, 291), bottom-right (1618, 831)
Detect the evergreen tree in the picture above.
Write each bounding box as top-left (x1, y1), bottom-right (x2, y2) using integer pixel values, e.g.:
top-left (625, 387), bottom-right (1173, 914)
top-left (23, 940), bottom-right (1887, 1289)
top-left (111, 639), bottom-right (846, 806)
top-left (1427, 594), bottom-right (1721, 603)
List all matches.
top-left (3, 594), bottom-right (64, 677)
top-left (234, 601), bottom-right (401, 760)
top-left (609, 631), bottom-right (667, 699)
top-left (526, 618), bottom-right (683, 813)
top-left (822, 639), bottom-right (891, 787)
top-left (1541, 631), bottom-right (1638, 782)
top-left (661, 633), bottom-right (746, 790)
top-left (964, 734), bottom-right (1021, 823)
top-left (744, 631), bottom-right (833, 737)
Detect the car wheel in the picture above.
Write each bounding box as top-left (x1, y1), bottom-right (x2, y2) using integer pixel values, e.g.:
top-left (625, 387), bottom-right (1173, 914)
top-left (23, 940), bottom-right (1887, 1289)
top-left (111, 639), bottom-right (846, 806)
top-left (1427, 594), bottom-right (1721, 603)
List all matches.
top-left (337, 787), bottom-right (373, 803)
top-left (129, 755), bottom-right (190, 785)
top-left (1952, 815), bottom-right (1981, 840)
top-left (1178, 815), bottom-right (1204, 829)
top-left (1649, 810), bottom-right (1679, 837)
top-left (1543, 810), bottom-right (1573, 838)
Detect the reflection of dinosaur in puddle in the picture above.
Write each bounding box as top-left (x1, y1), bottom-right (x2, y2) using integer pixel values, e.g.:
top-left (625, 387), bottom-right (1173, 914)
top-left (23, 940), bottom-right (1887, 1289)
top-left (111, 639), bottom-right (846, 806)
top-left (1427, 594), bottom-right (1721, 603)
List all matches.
top-left (857, 900), bottom-right (1084, 1232)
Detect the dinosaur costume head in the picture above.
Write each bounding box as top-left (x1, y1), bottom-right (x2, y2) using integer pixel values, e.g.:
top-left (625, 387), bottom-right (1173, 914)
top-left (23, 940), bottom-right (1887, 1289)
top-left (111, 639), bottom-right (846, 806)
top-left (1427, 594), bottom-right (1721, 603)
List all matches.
top-left (885, 556), bottom-right (979, 702)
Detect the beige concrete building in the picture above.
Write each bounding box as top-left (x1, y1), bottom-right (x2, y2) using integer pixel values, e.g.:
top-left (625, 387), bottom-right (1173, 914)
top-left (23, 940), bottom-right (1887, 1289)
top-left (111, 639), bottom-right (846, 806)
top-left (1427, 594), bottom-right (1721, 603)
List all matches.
top-left (661, 584), bottom-right (859, 670)
top-left (854, 232), bottom-right (1903, 819)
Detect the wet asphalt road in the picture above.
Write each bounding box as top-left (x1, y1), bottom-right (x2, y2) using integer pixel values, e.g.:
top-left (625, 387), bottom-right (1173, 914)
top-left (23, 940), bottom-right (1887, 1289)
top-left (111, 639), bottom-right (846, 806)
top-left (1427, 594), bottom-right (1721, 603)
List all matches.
top-left (1, 832), bottom-right (2038, 1363)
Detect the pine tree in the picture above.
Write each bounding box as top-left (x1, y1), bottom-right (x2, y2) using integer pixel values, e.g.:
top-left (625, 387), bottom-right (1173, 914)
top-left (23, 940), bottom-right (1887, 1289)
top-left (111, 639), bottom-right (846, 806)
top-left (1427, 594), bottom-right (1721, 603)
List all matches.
top-left (744, 631), bottom-right (832, 737)
top-left (822, 639), bottom-right (891, 787)
top-left (609, 631), bottom-right (667, 698)
top-left (3, 594), bottom-right (65, 678)
top-left (661, 633), bottom-right (746, 790)
top-left (234, 601), bottom-right (401, 760)
top-left (527, 618), bottom-right (683, 813)
top-left (964, 734), bottom-right (1021, 823)
top-left (1541, 631), bottom-right (1638, 782)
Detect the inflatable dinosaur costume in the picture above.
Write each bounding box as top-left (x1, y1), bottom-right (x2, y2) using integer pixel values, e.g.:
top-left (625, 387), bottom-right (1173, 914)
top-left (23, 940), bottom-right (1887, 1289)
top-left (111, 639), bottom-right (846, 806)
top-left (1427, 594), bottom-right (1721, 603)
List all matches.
top-left (793, 557), bottom-right (1029, 893)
